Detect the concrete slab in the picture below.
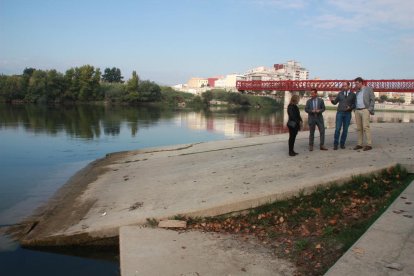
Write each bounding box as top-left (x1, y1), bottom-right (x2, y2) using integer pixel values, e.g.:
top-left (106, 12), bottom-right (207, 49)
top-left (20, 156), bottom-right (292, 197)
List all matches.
top-left (19, 123), bottom-right (414, 246)
top-left (325, 181), bottom-right (414, 276)
top-left (119, 226), bottom-right (295, 276)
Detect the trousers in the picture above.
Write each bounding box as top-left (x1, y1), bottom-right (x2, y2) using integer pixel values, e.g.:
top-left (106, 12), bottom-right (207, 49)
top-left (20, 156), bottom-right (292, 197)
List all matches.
top-left (334, 111), bottom-right (352, 146)
top-left (354, 109), bottom-right (372, 146)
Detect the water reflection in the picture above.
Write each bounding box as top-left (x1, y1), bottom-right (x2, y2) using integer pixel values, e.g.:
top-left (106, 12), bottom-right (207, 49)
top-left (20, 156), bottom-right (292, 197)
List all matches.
top-left (174, 108), bottom-right (287, 137)
top-left (0, 104), bottom-right (169, 139)
top-left (1, 104), bottom-right (414, 139)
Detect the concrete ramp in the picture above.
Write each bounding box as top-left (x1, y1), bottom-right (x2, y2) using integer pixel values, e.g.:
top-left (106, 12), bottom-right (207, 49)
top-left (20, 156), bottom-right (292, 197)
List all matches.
top-left (19, 123), bottom-right (414, 247)
top-left (119, 226), bottom-right (295, 276)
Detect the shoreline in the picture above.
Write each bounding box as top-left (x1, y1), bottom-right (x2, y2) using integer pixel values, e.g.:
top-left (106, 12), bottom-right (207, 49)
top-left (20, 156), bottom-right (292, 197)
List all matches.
top-left (8, 151), bottom-right (129, 246)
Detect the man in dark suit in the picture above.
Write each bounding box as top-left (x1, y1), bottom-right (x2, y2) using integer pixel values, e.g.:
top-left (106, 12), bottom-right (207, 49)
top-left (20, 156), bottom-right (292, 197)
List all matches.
top-left (305, 88), bottom-right (328, 151)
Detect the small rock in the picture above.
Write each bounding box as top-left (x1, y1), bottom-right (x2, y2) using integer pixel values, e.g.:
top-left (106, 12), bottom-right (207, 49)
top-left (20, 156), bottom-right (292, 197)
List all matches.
top-left (384, 262), bottom-right (404, 271)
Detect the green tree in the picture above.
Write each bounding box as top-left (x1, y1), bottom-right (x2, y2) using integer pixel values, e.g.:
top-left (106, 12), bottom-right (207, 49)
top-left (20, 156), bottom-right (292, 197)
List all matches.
top-left (379, 95), bottom-right (388, 103)
top-left (0, 75), bottom-right (25, 101)
top-left (78, 65), bottom-right (101, 101)
top-left (102, 67), bottom-right (123, 83)
top-left (201, 90), bottom-right (213, 106)
top-left (64, 68), bottom-right (80, 101)
top-left (138, 80), bottom-right (161, 102)
top-left (124, 71), bottom-right (140, 103)
top-left (126, 71), bottom-right (139, 93)
top-left (46, 69), bottom-right (65, 101)
top-left (25, 70), bottom-right (47, 102)
top-left (101, 82), bottom-right (125, 102)
top-left (23, 67), bottom-right (36, 76)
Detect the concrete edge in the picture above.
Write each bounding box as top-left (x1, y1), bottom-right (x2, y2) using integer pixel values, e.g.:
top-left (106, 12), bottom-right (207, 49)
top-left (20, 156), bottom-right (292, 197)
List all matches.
top-left (21, 163), bottom-right (406, 247)
top-left (181, 163), bottom-right (399, 218)
top-left (325, 178), bottom-right (414, 275)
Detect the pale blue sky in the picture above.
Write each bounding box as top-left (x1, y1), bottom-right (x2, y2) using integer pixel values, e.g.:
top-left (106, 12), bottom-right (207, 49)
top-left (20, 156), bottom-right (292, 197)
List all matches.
top-left (1, 0), bottom-right (413, 85)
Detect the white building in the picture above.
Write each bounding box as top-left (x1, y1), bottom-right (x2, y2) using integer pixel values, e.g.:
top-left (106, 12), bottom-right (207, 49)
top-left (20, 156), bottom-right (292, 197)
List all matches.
top-left (244, 60), bottom-right (309, 82)
top-left (244, 66), bottom-right (284, 81)
top-left (214, 74), bottom-right (245, 91)
top-left (174, 60), bottom-right (309, 93)
top-left (274, 60), bottom-right (309, 80)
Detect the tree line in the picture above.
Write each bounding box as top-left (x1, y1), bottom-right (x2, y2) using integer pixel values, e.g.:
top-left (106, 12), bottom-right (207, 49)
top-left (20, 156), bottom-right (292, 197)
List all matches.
top-left (0, 66), bottom-right (162, 104)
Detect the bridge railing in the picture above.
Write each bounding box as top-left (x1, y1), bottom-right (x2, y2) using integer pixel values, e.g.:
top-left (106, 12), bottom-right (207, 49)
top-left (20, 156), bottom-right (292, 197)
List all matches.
top-left (236, 80), bottom-right (414, 92)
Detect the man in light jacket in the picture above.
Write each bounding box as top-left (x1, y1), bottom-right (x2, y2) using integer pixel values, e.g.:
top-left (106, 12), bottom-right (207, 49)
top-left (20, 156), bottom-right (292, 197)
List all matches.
top-left (353, 77), bottom-right (375, 151)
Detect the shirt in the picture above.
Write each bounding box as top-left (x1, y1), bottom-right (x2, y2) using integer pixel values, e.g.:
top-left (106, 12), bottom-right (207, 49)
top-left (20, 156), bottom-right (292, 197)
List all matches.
top-left (356, 89), bottom-right (365, 109)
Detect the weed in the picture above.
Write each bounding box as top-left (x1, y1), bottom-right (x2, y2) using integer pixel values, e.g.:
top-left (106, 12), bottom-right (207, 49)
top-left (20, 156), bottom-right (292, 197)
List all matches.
top-left (310, 187), bottom-right (326, 208)
top-left (267, 229), bottom-right (281, 239)
top-left (321, 204), bottom-right (342, 218)
top-left (172, 214), bottom-right (186, 220)
top-left (146, 218), bottom-right (158, 227)
top-left (294, 239), bottom-right (310, 251)
top-left (323, 226), bottom-right (335, 236)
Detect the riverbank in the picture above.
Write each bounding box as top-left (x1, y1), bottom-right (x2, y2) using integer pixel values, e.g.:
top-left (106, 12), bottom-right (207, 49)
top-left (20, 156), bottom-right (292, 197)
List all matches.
top-left (10, 122), bottom-right (413, 248)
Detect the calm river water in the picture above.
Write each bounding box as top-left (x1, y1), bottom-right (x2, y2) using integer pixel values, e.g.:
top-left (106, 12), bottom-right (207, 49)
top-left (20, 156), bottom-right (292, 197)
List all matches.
top-left (0, 103), bottom-right (413, 275)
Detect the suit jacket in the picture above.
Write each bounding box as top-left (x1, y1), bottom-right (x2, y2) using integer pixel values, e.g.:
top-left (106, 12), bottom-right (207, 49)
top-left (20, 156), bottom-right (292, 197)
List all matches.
top-left (356, 86), bottom-right (375, 115)
top-left (305, 97), bottom-right (325, 125)
top-left (331, 90), bottom-right (356, 112)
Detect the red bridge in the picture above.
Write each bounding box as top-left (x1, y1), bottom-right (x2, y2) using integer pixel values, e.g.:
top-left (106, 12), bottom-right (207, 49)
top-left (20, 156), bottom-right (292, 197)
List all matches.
top-left (236, 80), bottom-right (414, 93)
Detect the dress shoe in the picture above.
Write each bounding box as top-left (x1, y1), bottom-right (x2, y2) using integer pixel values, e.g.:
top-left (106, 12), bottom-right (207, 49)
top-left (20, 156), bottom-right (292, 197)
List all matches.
top-left (293, 151), bottom-right (299, 155)
top-left (309, 145), bottom-right (313, 151)
top-left (363, 146), bottom-right (372, 151)
top-left (333, 145), bottom-right (338, 150)
top-left (340, 144), bottom-right (345, 149)
top-left (320, 146), bottom-right (328, 150)
top-left (353, 145), bottom-right (363, 150)
top-left (289, 152), bottom-right (296, 156)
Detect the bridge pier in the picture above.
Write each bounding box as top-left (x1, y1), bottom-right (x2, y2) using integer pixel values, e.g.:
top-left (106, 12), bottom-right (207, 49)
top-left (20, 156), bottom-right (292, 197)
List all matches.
top-left (283, 91), bottom-right (291, 109)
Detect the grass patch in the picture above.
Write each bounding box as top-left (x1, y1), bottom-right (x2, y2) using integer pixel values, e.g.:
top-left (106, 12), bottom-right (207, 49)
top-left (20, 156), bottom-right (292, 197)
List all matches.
top-left (145, 218), bottom-right (158, 227)
top-left (184, 165), bottom-right (413, 276)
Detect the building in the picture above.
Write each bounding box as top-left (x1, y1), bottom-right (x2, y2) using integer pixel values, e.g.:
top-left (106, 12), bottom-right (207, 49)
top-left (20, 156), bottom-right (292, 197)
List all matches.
top-left (244, 66), bottom-right (284, 81)
top-left (207, 77), bottom-right (220, 88)
top-left (187, 77), bottom-right (208, 88)
top-left (175, 60), bottom-right (309, 93)
top-left (274, 60), bottom-right (309, 80)
top-left (243, 60), bottom-right (309, 82)
top-left (214, 74), bottom-right (245, 91)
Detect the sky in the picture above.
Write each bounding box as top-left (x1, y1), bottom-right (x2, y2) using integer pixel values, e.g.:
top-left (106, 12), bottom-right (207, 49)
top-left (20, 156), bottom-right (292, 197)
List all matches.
top-left (1, 0), bottom-right (413, 85)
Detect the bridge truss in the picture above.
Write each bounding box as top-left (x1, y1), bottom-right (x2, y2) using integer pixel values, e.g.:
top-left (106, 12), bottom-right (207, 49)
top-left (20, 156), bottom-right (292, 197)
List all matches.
top-left (236, 80), bottom-right (414, 93)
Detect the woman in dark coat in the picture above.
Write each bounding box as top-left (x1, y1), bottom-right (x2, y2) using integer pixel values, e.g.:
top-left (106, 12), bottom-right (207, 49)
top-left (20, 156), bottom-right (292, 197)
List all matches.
top-left (287, 94), bottom-right (302, 156)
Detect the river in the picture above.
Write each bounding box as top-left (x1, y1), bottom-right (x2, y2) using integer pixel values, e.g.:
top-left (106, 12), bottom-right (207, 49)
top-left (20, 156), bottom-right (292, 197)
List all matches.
top-left (0, 103), bottom-right (413, 275)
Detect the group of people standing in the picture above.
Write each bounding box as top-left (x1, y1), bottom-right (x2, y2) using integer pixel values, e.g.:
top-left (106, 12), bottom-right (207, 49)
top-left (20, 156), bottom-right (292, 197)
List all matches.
top-left (287, 77), bottom-right (376, 157)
